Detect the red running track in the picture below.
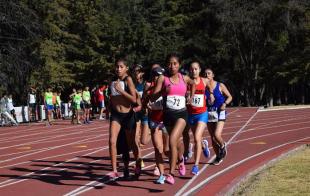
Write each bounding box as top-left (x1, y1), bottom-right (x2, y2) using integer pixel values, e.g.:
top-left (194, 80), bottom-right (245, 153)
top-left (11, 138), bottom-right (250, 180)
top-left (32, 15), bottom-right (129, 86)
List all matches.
top-left (0, 107), bottom-right (309, 196)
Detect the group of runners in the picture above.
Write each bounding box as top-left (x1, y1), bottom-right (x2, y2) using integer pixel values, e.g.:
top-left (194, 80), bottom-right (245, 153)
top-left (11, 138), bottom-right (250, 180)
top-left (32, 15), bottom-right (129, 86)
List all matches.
top-left (1, 52), bottom-right (233, 185)
top-left (107, 53), bottom-right (232, 185)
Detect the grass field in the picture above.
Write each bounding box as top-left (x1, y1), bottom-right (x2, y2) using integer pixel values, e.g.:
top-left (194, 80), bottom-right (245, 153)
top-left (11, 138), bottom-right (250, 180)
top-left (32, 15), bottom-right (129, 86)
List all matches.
top-left (232, 145), bottom-right (310, 196)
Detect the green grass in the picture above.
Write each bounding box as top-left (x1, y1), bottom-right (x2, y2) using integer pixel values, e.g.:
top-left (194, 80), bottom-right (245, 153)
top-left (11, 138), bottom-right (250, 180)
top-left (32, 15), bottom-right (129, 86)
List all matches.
top-left (232, 146), bottom-right (310, 196)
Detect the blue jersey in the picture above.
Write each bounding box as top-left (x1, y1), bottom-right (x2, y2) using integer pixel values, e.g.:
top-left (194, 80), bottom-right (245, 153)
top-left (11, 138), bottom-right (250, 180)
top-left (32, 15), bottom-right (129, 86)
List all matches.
top-left (205, 82), bottom-right (225, 111)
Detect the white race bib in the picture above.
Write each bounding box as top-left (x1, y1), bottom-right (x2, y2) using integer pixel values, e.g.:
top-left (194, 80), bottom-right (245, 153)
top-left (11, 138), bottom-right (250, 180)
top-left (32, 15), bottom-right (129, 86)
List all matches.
top-left (149, 97), bottom-right (163, 110)
top-left (191, 94), bottom-right (204, 107)
top-left (29, 94), bottom-right (36, 104)
top-left (110, 81), bottom-right (125, 96)
top-left (166, 95), bottom-right (186, 110)
top-left (208, 111), bottom-right (218, 122)
top-left (219, 110), bottom-right (226, 120)
top-left (208, 110), bottom-right (226, 122)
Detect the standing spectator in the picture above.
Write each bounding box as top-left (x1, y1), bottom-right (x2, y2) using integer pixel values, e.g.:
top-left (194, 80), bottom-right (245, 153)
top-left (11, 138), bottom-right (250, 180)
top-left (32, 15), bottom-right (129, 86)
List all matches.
top-left (55, 91), bottom-right (62, 119)
top-left (0, 93), bottom-right (18, 126)
top-left (44, 87), bottom-right (54, 126)
top-left (103, 81), bottom-right (110, 119)
top-left (90, 85), bottom-right (98, 120)
top-left (0, 94), bottom-right (8, 126)
top-left (96, 84), bottom-right (107, 120)
top-left (82, 86), bottom-right (91, 124)
top-left (28, 87), bottom-right (37, 122)
top-left (6, 94), bottom-right (18, 123)
top-left (69, 88), bottom-right (77, 123)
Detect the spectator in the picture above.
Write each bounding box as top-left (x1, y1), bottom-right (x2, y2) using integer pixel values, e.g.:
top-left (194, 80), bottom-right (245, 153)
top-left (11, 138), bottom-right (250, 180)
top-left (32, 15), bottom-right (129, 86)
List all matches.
top-left (28, 87), bottom-right (37, 122)
top-left (6, 94), bottom-right (18, 123)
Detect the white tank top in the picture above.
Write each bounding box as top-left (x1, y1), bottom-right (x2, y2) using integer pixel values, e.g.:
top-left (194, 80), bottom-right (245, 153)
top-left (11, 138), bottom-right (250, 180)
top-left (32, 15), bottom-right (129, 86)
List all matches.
top-left (29, 94), bottom-right (36, 104)
top-left (7, 98), bottom-right (14, 111)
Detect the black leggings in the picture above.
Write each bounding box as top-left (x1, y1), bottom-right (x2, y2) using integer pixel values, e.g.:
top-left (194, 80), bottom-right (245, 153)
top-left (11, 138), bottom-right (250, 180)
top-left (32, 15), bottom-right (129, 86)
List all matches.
top-left (110, 109), bottom-right (136, 130)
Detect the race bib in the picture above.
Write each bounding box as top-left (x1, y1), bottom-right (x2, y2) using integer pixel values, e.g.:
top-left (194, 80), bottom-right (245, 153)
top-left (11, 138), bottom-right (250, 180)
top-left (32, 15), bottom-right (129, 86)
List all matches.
top-left (208, 111), bottom-right (218, 122)
top-left (208, 110), bottom-right (226, 122)
top-left (149, 97), bottom-right (163, 110)
top-left (166, 95), bottom-right (186, 110)
top-left (110, 81), bottom-right (125, 96)
top-left (191, 94), bottom-right (204, 107)
top-left (219, 110), bottom-right (226, 120)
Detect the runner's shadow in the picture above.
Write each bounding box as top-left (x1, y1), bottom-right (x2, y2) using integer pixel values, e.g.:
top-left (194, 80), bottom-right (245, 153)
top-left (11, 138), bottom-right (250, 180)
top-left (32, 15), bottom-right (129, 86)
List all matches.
top-left (0, 157), bottom-right (118, 187)
top-left (79, 156), bottom-right (111, 161)
top-left (31, 159), bottom-right (112, 169)
top-left (0, 167), bottom-right (104, 186)
top-left (95, 178), bottom-right (164, 193)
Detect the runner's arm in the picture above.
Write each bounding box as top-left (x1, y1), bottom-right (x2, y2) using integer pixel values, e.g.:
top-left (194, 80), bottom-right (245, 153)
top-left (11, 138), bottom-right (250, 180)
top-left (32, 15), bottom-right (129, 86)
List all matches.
top-left (220, 83), bottom-right (233, 110)
top-left (146, 75), bottom-right (164, 103)
top-left (203, 77), bottom-right (215, 104)
top-left (184, 75), bottom-right (196, 102)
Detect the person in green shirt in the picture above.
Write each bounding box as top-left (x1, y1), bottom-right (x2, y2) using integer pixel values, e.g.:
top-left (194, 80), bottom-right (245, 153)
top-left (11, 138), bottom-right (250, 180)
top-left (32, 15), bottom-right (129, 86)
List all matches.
top-left (72, 88), bottom-right (82, 124)
top-left (82, 86), bottom-right (91, 124)
top-left (44, 87), bottom-right (54, 126)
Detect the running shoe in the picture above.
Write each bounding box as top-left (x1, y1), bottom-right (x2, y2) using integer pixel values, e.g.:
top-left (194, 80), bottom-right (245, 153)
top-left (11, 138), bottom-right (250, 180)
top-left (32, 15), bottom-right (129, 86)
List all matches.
top-left (153, 166), bottom-right (160, 176)
top-left (178, 156), bottom-right (186, 176)
top-left (219, 142), bottom-right (227, 159)
top-left (155, 174), bottom-right (166, 184)
top-left (191, 165), bottom-right (199, 175)
top-left (107, 171), bottom-right (119, 179)
top-left (202, 139), bottom-right (211, 158)
top-left (166, 174), bottom-right (175, 185)
top-left (212, 156), bottom-right (223, 166)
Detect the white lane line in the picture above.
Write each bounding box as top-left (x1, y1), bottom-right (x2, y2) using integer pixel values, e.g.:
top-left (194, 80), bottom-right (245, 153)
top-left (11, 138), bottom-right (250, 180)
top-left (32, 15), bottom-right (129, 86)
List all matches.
top-left (0, 122), bottom-right (108, 144)
top-left (0, 129), bottom-right (108, 152)
top-left (0, 146), bottom-right (103, 169)
top-left (232, 126), bottom-right (310, 144)
top-left (62, 104), bottom-right (242, 196)
top-left (240, 119), bottom-right (310, 135)
top-left (0, 125), bottom-right (91, 142)
top-left (175, 108), bottom-right (259, 196)
top-left (0, 146), bottom-right (155, 189)
top-left (0, 147), bottom-right (108, 188)
top-left (0, 121), bottom-right (107, 142)
top-left (0, 126), bottom-right (49, 137)
top-left (259, 106), bottom-right (310, 112)
top-left (0, 135), bottom-right (104, 165)
top-left (0, 135), bottom-right (109, 159)
top-left (0, 124), bottom-right (109, 145)
top-left (0, 125), bottom-right (108, 150)
top-left (64, 151), bottom-right (157, 196)
top-left (224, 112), bottom-right (310, 131)
top-left (245, 116), bottom-right (310, 131)
top-left (181, 136), bottom-right (310, 195)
